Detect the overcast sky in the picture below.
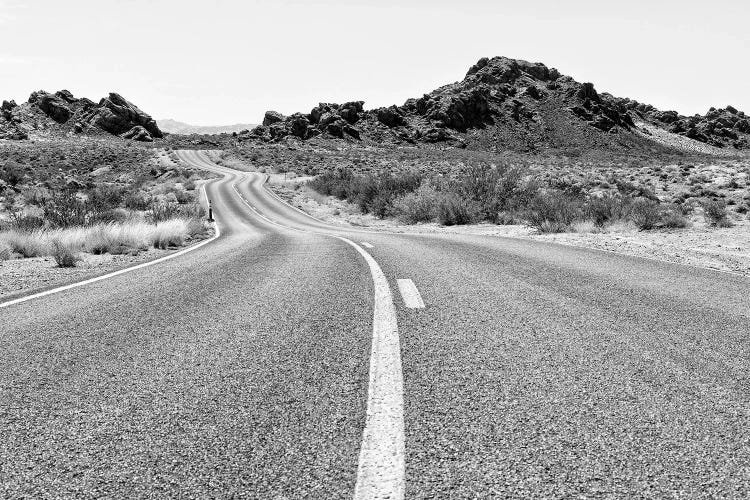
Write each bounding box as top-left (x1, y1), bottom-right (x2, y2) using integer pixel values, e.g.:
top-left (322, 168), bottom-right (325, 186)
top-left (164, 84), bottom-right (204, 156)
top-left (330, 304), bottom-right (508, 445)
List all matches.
top-left (1, 0), bottom-right (747, 125)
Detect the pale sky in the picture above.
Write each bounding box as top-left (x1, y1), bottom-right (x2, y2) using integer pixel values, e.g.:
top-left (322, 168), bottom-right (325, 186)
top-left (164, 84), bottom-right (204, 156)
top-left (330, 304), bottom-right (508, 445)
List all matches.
top-left (1, 0), bottom-right (747, 125)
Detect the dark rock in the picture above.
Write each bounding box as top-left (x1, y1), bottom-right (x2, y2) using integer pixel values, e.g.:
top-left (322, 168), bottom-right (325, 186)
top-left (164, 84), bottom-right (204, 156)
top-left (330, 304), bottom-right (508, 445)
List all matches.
top-left (375, 106), bottom-right (407, 127)
top-left (38, 93), bottom-right (73, 123)
top-left (120, 125), bottom-right (153, 142)
top-left (73, 122), bottom-right (84, 133)
top-left (84, 93), bottom-right (162, 138)
top-left (55, 90), bottom-right (78, 103)
top-left (343, 124), bottom-right (361, 140)
top-left (289, 114), bottom-right (310, 139)
top-left (262, 110), bottom-right (286, 126)
top-left (578, 82), bottom-right (600, 102)
top-left (654, 110), bottom-right (679, 124)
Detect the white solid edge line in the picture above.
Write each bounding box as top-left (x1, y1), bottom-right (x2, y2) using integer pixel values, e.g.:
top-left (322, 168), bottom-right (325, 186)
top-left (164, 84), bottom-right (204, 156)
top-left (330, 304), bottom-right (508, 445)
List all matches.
top-left (396, 279), bottom-right (426, 309)
top-left (336, 236), bottom-right (405, 500)
top-left (0, 184), bottom-right (221, 310)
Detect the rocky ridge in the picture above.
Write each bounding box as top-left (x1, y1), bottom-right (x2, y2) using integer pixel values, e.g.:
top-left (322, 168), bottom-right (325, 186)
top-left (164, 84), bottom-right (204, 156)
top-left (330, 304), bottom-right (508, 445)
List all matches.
top-left (0, 90), bottom-right (163, 142)
top-left (244, 56), bottom-right (749, 153)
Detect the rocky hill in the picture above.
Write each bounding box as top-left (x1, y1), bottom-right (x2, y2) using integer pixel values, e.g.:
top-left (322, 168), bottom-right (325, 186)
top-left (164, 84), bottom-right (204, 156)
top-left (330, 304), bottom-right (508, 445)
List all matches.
top-left (245, 56), bottom-right (750, 154)
top-left (157, 119), bottom-right (258, 135)
top-left (0, 91), bottom-right (163, 142)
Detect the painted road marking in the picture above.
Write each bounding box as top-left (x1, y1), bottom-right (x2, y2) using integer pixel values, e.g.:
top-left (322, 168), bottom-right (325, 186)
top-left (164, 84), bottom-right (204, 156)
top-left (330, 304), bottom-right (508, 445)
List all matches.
top-left (0, 185), bottom-right (221, 310)
top-left (361, 242), bottom-right (374, 248)
top-left (397, 279), bottom-right (425, 309)
top-left (336, 237), bottom-right (405, 500)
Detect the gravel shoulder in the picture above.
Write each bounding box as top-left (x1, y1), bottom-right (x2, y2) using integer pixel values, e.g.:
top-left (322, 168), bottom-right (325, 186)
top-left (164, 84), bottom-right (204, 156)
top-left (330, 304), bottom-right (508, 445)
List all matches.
top-left (267, 174), bottom-right (750, 277)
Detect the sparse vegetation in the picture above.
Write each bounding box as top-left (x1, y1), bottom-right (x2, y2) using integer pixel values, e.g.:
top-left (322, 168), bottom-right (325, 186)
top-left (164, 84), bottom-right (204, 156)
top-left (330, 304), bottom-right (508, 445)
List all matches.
top-left (702, 199), bottom-right (733, 227)
top-left (0, 138), bottom-right (215, 264)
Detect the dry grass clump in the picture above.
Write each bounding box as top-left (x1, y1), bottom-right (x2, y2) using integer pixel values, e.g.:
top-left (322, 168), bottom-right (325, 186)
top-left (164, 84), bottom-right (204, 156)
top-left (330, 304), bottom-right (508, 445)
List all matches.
top-left (52, 239), bottom-right (81, 268)
top-left (0, 218), bottom-right (208, 260)
top-left (0, 241), bottom-right (11, 261)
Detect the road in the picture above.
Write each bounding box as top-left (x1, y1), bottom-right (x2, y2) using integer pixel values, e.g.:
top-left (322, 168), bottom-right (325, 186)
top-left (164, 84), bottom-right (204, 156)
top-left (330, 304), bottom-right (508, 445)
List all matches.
top-left (2, 150), bottom-right (749, 498)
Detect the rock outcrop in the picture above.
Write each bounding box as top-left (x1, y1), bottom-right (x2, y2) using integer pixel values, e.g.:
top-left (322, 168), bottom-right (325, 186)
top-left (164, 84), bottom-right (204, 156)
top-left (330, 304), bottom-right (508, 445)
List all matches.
top-left (0, 90), bottom-right (162, 141)
top-left (235, 56), bottom-right (750, 152)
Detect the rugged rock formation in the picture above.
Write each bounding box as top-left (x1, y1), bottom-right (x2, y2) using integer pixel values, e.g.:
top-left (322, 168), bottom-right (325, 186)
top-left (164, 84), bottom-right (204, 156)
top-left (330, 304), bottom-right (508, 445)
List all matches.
top-left (617, 98), bottom-right (750, 148)
top-left (243, 56), bottom-right (749, 152)
top-left (0, 90), bottom-right (162, 141)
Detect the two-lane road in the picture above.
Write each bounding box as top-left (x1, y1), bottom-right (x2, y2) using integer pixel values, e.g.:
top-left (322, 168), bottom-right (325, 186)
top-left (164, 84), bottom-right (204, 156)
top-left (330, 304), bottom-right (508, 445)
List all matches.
top-left (2, 150), bottom-right (749, 498)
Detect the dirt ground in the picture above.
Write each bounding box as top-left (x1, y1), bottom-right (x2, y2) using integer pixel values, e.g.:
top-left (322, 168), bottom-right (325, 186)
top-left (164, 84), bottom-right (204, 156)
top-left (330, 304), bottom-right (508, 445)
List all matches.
top-left (267, 173), bottom-right (750, 277)
top-left (0, 248), bottom-right (185, 302)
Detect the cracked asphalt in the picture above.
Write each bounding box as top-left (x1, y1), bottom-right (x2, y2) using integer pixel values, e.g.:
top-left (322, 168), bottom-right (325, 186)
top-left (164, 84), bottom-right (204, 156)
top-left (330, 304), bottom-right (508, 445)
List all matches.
top-left (1, 151), bottom-right (749, 498)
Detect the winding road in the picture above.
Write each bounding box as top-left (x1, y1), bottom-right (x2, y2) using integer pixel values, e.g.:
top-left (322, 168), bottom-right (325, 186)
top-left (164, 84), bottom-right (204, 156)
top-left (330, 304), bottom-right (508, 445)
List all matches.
top-left (2, 150), bottom-right (749, 498)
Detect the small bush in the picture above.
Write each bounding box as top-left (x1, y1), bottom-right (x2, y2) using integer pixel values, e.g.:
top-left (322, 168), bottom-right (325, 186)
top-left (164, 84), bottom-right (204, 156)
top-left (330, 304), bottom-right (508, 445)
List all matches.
top-left (660, 207), bottom-right (689, 229)
top-left (436, 193), bottom-right (481, 226)
top-left (393, 184), bottom-right (439, 223)
top-left (10, 213), bottom-right (45, 231)
top-left (702, 199), bottom-right (732, 227)
top-left (88, 185), bottom-right (125, 211)
top-left (124, 191), bottom-right (151, 211)
top-left (586, 194), bottom-right (629, 227)
top-left (43, 190), bottom-right (91, 228)
top-left (526, 192), bottom-right (583, 233)
top-left (629, 198), bottom-right (662, 230)
top-left (52, 239), bottom-right (81, 267)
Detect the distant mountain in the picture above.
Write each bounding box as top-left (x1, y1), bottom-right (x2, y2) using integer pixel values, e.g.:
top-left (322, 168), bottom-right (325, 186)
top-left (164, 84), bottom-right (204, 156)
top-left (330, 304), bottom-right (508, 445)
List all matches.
top-left (247, 56), bottom-right (750, 153)
top-left (1, 90), bottom-right (162, 141)
top-left (157, 119), bottom-right (258, 135)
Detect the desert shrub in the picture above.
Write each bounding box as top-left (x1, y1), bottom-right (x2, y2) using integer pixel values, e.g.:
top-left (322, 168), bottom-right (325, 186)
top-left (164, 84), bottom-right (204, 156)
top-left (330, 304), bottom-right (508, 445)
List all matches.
top-left (585, 194), bottom-right (629, 227)
top-left (393, 184), bottom-right (439, 223)
top-left (436, 193), bottom-right (481, 226)
top-left (43, 190), bottom-right (91, 227)
top-left (0, 241), bottom-right (11, 260)
top-left (148, 200), bottom-right (180, 224)
top-left (52, 239), bottom-right (81, 267)
top-left (526, 191), bottom-right (583, 233)
top-left (177, 202), bottom-right (207, 220)
top-left (124, 191), bottom-right (151, 211)
top-left (629, 198), bottom-right (661, 230)
top-left (0, 161), bottom-right (25, 186)
top-left (9, 213), bottom-right (45, 231)
top-left (308, 168), bottom-right (421, 217)
top-left (702, 199), bottom-right (732, 227)
top-left (613, 177), bottom-right (659, 201)
top-left (89, 208), bottom-right (130, 225)
top-left (88, 185), bottom-right (125, 211)
top-left (660, 206), bottom-right (689, 228)
top-left (308, 168), bottom-right (354, 197)
top-left (450, 163), bottom-right (526, 223)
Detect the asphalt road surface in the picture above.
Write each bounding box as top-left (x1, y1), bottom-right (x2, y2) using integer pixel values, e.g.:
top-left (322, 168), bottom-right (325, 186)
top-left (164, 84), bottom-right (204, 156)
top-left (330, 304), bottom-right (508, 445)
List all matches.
top-left (2, 150), bottom-right (749, 499)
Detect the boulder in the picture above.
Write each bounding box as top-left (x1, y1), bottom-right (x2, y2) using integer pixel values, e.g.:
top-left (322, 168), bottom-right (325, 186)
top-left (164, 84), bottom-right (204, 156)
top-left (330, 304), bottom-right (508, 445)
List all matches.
top-left (375, 105), bottom-right (407, 127)
top-left (578, 82), bottom-right (600, 102)
top-left (84, 93), bottom-right (162, 138)
top-left (262, 110), bottom-right (286, 126)
top-left (120, 125), bottom-right (153, 142)
top-left (38, 93), bottom-right (73, 123)
top-left (55, 90), bottom-right (78, 103)
top-left (289, 114), bottom-right (310, 139)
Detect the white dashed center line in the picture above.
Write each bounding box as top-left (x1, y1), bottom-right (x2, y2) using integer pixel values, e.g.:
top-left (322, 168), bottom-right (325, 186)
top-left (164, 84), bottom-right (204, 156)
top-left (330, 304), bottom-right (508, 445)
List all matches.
top-left (396, 279), bottom-right (425, 309)
top-left (361, 242), bottom-right (374, 248)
